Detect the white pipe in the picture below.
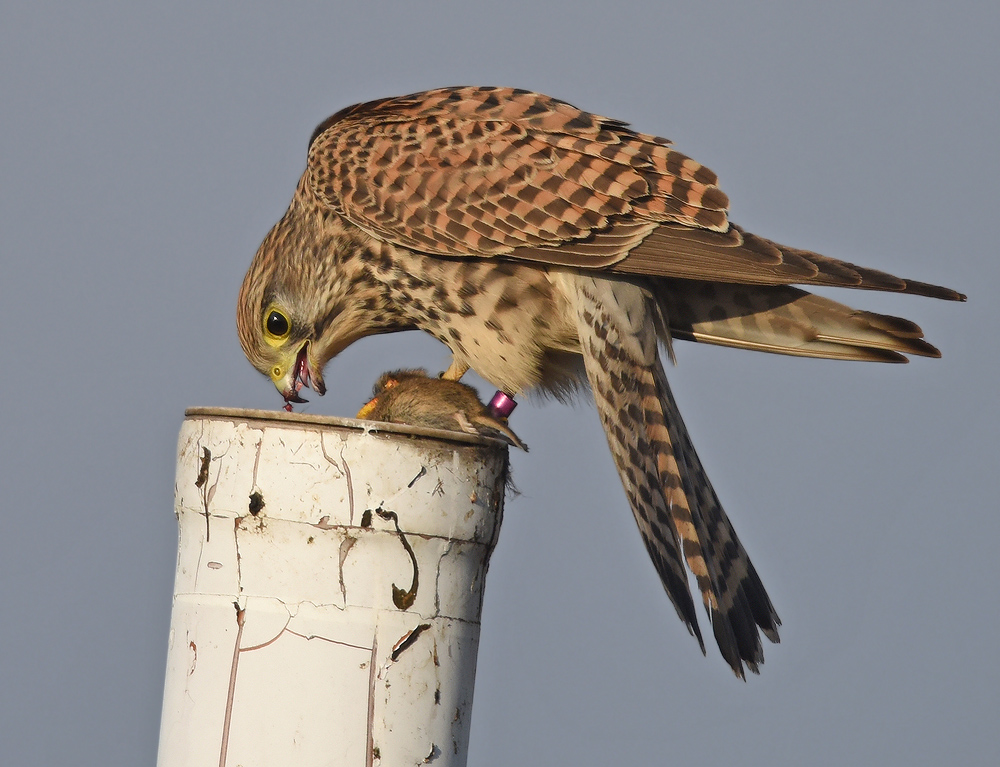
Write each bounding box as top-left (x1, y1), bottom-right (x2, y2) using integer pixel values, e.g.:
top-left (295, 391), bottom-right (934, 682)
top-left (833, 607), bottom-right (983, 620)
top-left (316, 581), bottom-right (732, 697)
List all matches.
top-left (157, 407), bottom-right (509, 767)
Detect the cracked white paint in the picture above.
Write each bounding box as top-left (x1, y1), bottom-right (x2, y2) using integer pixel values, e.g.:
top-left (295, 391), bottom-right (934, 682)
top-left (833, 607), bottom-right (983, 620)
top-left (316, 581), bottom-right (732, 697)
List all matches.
top-left (157, 408), bottom-right (508, 767)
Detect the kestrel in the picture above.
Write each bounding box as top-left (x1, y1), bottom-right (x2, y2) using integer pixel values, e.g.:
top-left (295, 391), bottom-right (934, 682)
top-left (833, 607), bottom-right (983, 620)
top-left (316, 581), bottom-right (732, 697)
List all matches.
top-left (237, 86), bottom-right (964, 677)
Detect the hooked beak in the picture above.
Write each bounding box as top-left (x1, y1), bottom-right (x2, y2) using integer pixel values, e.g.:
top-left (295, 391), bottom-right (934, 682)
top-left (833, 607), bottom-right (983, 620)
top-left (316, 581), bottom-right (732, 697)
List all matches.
top-left (278, 342), bottom-right (326, 408)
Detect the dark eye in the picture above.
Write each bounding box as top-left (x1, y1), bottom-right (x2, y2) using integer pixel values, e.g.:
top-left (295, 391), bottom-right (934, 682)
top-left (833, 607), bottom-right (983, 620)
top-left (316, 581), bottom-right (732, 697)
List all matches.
top-left (266, 309), bottom-right (290, 338)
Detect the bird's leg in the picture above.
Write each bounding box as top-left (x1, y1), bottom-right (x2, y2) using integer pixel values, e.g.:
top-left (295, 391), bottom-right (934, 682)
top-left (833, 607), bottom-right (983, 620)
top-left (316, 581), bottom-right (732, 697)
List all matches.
top-left (440, 357), bottom-right (516, 420)
top-left (440, 358), bottom-right (470, 381)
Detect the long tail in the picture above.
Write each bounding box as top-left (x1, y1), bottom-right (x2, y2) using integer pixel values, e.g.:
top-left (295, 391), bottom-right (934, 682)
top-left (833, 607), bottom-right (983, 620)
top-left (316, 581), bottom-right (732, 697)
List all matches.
top-left (657, 279), bottom-right (945, 362)
top-left (653, 362), bottom-right (780, 672)
top-left (566, 273), bottom-right (779, 677)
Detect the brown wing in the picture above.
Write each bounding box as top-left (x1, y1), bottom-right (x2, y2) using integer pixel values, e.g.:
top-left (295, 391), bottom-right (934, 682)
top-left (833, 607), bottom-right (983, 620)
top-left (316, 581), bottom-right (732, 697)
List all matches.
top-left (306, 86), bottom-right (727, 258)
top-left (307, 86), bottom-right (965, 301)
top-left (608, 224), bottom-right (965, 300)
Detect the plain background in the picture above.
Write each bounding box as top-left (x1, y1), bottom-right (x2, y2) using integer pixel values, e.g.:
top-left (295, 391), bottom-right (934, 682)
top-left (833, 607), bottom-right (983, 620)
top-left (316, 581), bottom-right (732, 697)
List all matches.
top-left (1, 2), bottom-right (996, 765)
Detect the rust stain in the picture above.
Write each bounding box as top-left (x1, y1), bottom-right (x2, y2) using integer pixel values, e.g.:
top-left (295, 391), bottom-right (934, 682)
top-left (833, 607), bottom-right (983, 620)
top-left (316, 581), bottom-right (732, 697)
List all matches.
top-left (365, 636), bottom-right (378, 767)
top-left (232, 519), bottom-right (243, 588)
top-left (390, 623), bottom-right (431, 661)
top-left (342, 449), bottom-right (355, 525)
top-left (319, 436), bottom-right (356, 525)
top-left (375, 507), bottom-right (419, 610)
top-left (407, 465), bottom-right (428, 488)
top-left (195, 447), bottom-right (210, 489)
top-left (339, 536), bottom-right (358, 602)
top-left (218, 602), bottom-right (246, 767)
top-left (248, 491), bottom-right (265, 516)
top-left (195, 447), bottom-right (212, 541)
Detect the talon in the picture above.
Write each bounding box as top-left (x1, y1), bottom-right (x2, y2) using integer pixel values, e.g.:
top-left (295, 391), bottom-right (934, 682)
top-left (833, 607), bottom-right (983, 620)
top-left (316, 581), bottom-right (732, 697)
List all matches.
top-left (356, 397), bottom-right (379, 419)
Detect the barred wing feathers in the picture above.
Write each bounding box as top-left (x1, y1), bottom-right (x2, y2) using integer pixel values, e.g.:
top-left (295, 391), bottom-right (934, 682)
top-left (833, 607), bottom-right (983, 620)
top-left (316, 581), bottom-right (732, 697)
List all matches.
top-left (306, 86), bottom-right (963, 302)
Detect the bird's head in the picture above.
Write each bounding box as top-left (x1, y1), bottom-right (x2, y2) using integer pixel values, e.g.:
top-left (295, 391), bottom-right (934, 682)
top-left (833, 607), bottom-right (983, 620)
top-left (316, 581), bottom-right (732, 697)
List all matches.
top-left (237, 205), bottom-right (404, 408)
top-left (237, 267), bottom-right (328, 406)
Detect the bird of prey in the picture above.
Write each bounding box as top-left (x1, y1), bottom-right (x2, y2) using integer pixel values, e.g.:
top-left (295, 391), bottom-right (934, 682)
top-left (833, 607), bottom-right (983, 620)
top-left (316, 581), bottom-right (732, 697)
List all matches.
top-left (237, 86), bottom-right (964, 677)
top-left (357, 369), bottom-right (528, 450)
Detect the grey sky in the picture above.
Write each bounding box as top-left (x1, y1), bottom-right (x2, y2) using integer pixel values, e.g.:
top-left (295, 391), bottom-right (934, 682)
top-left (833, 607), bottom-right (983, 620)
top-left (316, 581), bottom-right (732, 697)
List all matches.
top-left (1, 2), bottom-right (996, 765)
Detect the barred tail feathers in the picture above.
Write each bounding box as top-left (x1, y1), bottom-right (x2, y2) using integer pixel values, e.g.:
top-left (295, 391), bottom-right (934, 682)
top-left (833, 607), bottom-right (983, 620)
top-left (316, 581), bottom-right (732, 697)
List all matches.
top-left (654, 361), bottom-right (781, 674)
top-left (566, 272), bottom-right (779, 677)
top-left (657, 279), bottom-right (943, 362)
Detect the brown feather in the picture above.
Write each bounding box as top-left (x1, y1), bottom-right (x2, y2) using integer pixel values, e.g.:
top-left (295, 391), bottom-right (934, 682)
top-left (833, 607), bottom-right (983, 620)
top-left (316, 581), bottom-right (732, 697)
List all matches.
top-left (238, 86), bottom-right (964, 676)
top-left (305, 87), bottom-right (964, 303)
top-left (657, 279), bottom-right (943, 361)
top-left (565, 273), bottom-right (779, 677)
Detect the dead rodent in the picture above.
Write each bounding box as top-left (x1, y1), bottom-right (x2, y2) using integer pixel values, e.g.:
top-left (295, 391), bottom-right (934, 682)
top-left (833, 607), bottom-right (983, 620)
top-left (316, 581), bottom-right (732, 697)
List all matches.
top-left (357, 369), bottom-right (528, 451)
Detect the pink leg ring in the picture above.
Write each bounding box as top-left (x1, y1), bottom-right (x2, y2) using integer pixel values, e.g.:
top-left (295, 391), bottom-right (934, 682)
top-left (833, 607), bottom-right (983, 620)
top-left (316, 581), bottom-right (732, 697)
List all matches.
top-left (487, 391), bottom-right (517, 419)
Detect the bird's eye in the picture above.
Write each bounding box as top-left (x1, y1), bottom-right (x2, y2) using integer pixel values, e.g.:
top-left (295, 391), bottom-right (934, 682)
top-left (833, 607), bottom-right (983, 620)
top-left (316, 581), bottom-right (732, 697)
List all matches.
top-left (265, 309), bottom-right (291, 340)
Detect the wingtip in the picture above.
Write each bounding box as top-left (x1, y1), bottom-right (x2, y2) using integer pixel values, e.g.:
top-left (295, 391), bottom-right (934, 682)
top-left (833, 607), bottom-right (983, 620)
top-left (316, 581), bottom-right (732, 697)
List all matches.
top-left (904, 280), bottom-right (967, 302)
